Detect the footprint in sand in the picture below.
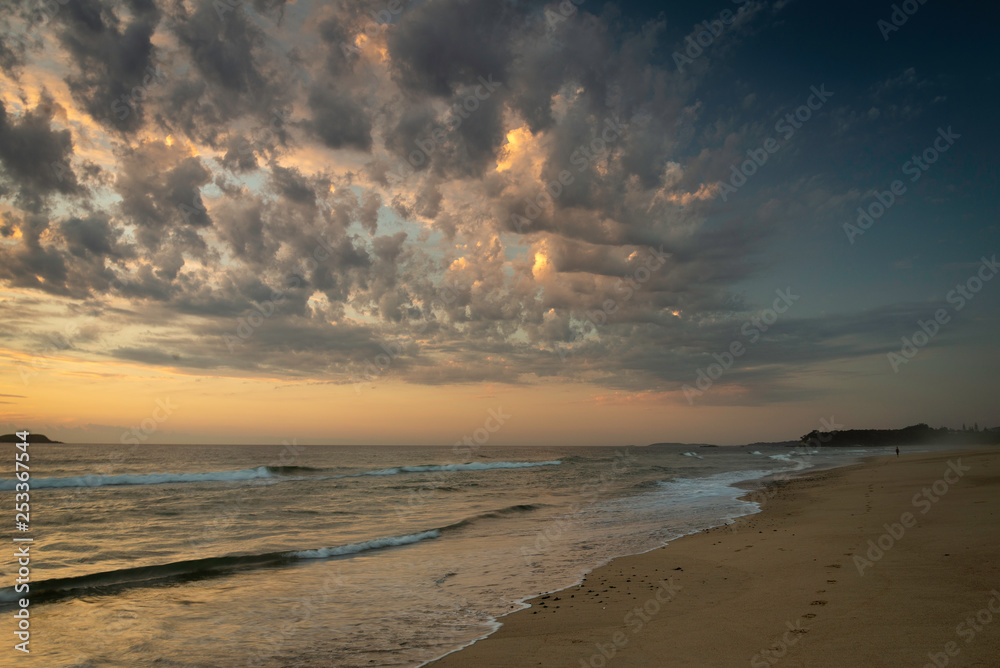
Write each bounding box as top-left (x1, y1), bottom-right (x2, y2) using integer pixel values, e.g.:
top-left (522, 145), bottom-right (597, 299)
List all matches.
top-left (810, 600), bottom-right (828, 606)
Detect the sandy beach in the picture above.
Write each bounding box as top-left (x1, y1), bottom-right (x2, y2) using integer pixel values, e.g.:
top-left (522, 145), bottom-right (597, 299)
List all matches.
top-left (430, 449), bottom-right (1000, 667)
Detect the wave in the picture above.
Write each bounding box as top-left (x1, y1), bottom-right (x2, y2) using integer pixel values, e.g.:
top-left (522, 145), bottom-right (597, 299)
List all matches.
top-left (440, 503), bottom-right (543, 531)
top-left (0, 466), bottom-right (276, 491)
top-left (295, 530), bottom-right (440, 559)
top-left (768, 453), bottom-right (812, 471)
top-left (0, 504), bottom-right (544, 606)
top-left (769, 453), bottom-right (809, 465)
top-left (1, 461), bottom-right (562, 490)
top-left (655, 468), bottom-right (776, 500)
top-left (264, 465), bottom-right (324, 474)
top-left (0, 529), bottom-right (439, 606)
top-left (346, 461), bottom-right (561, 477)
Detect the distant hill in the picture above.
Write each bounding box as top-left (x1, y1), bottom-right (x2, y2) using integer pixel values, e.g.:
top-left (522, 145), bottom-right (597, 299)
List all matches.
top-left (0, 433), bottom-right (63, 443)
top-left (800, 424), bottom-right (1000, 448)
top-left (746, 441), bottom-right (800, 449)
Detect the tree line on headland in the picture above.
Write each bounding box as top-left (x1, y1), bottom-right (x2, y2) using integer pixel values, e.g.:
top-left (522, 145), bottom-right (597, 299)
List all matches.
top-left (800, 423), bottom-right (999, 448)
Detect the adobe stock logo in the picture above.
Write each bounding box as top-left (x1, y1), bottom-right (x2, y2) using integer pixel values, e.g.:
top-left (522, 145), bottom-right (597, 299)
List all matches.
top-left (854, 458), bottom-right (970, 576)
top-left (718, 85), bottom-right (833, 202)
top-left (683, 288), bottom-right (800, 404)
top-left (844, 126), bottom-right (959, 245)
top-left (922, 591), bottom-right (1000, 668)
top-left (887, 255), bottom-right (997, 372)
top-left (877, 0), bottom-right (932, 41)
top-left (386, 75), bottom-right (503, 184)
top-left (672, 5), bottom-right (746, 72)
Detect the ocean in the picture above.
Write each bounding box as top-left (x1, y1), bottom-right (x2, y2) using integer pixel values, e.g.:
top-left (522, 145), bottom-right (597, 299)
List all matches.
top-left (0, 441), bottom-right (939, 666)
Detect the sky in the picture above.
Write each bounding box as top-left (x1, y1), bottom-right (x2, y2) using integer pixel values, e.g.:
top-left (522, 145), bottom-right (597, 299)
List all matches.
top-left (0, 0), bottom-right (997, 446)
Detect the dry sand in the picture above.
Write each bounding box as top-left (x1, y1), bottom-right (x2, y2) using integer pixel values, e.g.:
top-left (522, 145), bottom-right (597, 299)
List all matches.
top-left (429, 449), bottom-right (1000, 667)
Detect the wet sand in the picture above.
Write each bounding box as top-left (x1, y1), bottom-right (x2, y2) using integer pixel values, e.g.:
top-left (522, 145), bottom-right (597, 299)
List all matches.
top-left (429, 449), bottom-right (1000, 667)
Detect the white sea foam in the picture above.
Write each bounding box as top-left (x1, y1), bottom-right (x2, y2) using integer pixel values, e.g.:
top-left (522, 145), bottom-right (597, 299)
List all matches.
top-left (0, 460), bottom-right (563, 490)
top-left (656, 468), bottom-right (775, 499)
top-left (294, 530), bottom-right (442, 559)
top-left (768, 453), bottom-right (813, 471)
top-left (0, 466), bottom-right (276, 490)
top-left (353, 461), bottom-right (562, 476)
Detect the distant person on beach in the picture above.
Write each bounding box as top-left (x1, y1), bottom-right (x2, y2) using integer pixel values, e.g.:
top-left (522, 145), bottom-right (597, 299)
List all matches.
top-left (896, 446), bottom-right (900, 457)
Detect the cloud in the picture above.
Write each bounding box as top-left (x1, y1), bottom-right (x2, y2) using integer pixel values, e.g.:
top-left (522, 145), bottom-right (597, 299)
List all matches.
top-left (307, 84), bottom-right (373, 152)
top-left (0, 0), bottom-right (987, 409)
top-left (0, 210), bottom-right (131, 297)
top-left (114, 139), bottom-right (214, 247)
top-left (57, 0), bottom-right (162, 132)
top-left (0, 94), bottom-right (81, 210)
top-left (60, 213), bottom-right (128, 259)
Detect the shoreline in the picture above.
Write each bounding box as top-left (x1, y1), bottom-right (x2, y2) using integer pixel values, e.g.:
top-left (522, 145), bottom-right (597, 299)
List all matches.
top-left (419, 454), bottom-right (822, 667)
top-left (427, 448), bottom-right (999, 667)
top-left (420, 456), bottom-right (840, 667)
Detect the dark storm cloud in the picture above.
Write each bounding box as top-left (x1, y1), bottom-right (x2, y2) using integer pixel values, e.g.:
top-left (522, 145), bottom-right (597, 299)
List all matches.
top-left (375, 0), bottom-right (525, 176)
top-left (446, 82), bottom-right (507, 173)
top-left (157, 77), bottom-right (221, 146)
top-left (0, 214), bottom-right (68, 293)
top-left (212, 198), bottom-right (272, 264)
top-left (270, 164), bottom-right (317, 207)
top-left (382, 102), bottom-right (438, 172)
top-left (161, 0), bottom-right (294, 148)
top-left (386, 0), bottom-right (520, 97)
top-left (0, 95), bottom-right (80, 210)
top-left (413, 182), bottom-right (442, 218)
top-left (249, 0), bottom-right (290, 24)
top-left (170, 0), bottom-right (265, 101)
top-left (0, 212), bottom-right (132, 298)
top-left (314, 0), bottom-right (380, 74)
top-left (57, 0), bottom-right (162, 132)
top-left (0, 30), bottom-right (26, 76)
top-left (219, 133), bottom-right (261, 172)
top-left (114, 141), bottom-right (214, 244)
top-left (358, 190), bottom-right (382, 234)
top-left (60, 213), bottom-right (128, 259)
top-left (306, 84), bottom-right (373, 152)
